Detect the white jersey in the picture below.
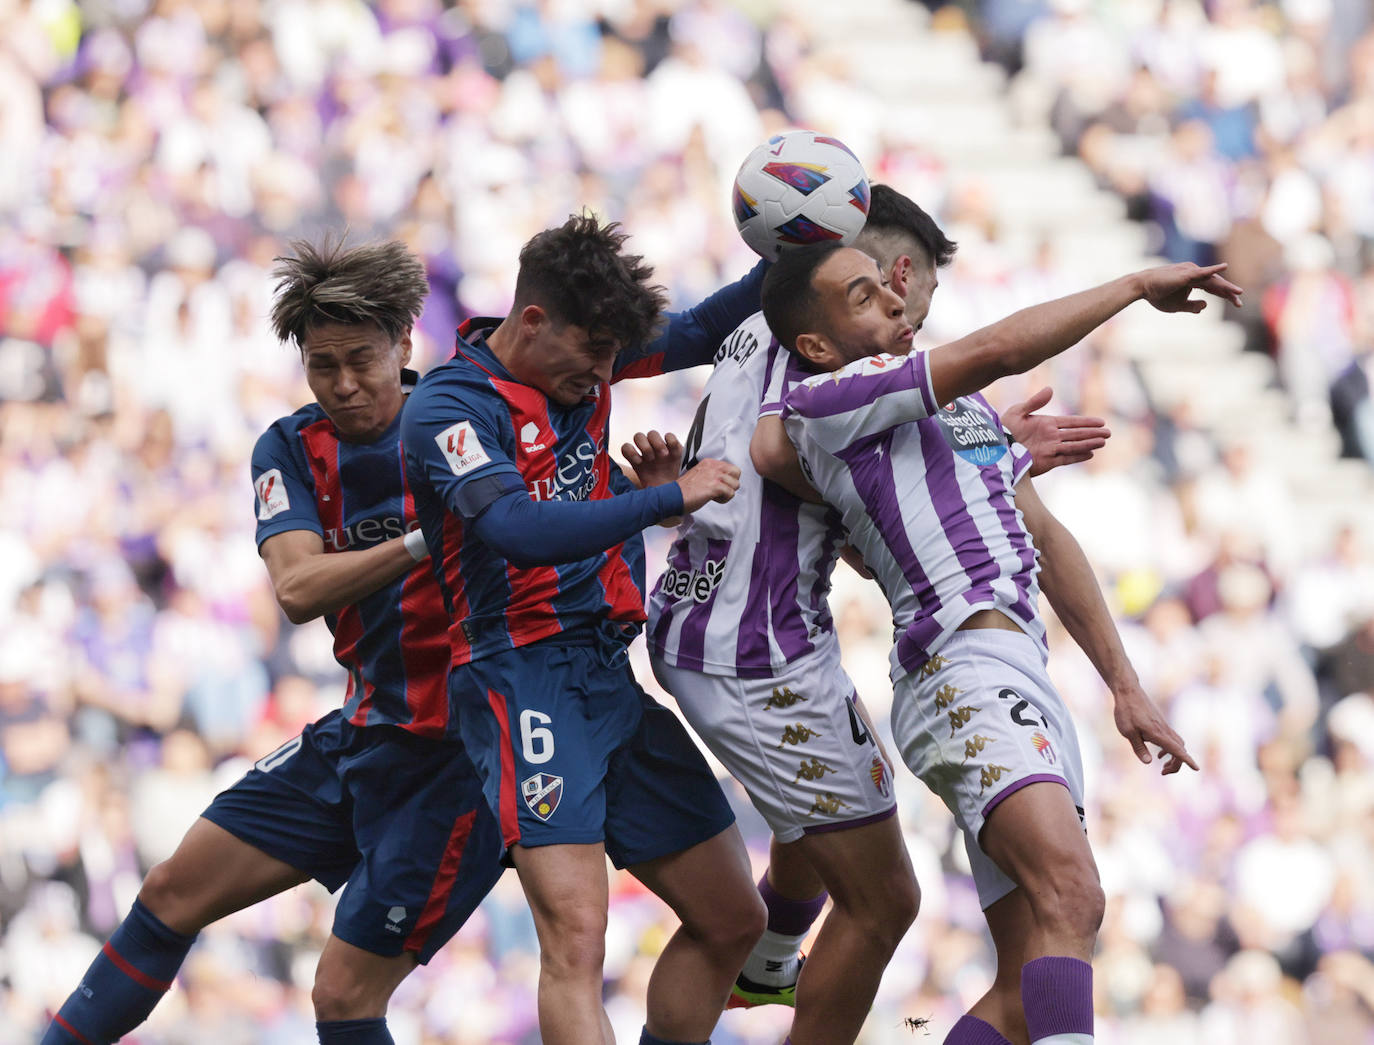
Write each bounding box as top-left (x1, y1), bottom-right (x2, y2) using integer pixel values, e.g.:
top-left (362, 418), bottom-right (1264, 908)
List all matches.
top-left (647, 311), bottom-right (846, 677)
top-left (780, 350), bottom-right (1045, 682)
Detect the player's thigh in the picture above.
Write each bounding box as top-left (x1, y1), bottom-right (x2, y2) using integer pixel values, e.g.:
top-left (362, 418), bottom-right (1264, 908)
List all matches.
top-left (627, 823), bottom-right (761, 941)
top-left (450, 645), bottom-right (641, 851)
top-left (334, 729), bottom-right (506, 965)
top-left (890, 629), bottom-right (1087, 907)
top-left (653, 646), bottom-right (895, 846)
top-left (140, 817), bottom-right (311, 934)
top-left (978, 781), bottom-right (1097, 898)
top-left (511, 841), bottom-right (611, 947)
top-left (786, 812), bottom-right (917, 920)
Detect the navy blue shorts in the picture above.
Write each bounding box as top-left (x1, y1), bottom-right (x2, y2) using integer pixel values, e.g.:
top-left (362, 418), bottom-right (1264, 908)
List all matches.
top-left (201, 710), bottom-right (504, 963)
top-left (449, 635), bottom-right (735, 868)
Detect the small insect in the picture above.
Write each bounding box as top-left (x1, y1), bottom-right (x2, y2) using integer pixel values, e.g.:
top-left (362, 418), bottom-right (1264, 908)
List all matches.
top-left (902, 1015), bottom-right (931, 1033)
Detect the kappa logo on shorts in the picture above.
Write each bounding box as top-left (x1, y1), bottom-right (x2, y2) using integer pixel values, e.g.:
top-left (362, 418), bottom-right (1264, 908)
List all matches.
top-left (1031, 731), bottom-right (1057, 765)
top-left (961, 733), bottom-right (994, 762)
top-left (869, 753), bottom-right (891, 798)
top-left (795, 757), bottom-right (835, 782)
top-left (385, 906), bottom-right (407, 934)
top-left (978, 763), bottom-right (1013, 796)
top-left (778, 723), bottom-right (823, 748)
top-left (933, 683), bottom-right (962, 709)
top-left (809, 792), bottom-right (853, 816)
top-left (947, 705), bottom-right (980, 736)
top-left (521, 773), bottom-right (564, 821)
top-left (917, 654), bottom-right (951, 679)
top-left (765, 686), bottom-right (808, 710)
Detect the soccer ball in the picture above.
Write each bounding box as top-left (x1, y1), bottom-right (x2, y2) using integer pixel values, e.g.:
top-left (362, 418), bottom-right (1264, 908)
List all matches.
top-left (731, 130), bottom-right (871, 262)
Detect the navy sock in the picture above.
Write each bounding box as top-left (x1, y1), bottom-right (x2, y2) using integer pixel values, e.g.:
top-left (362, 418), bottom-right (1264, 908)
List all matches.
top-left (42, 899), bottom-right (196, 1044)
top-left (639, 1029), bottom-right (708, 1045)
top-left (317, 1018), bottom-right (395, 1044)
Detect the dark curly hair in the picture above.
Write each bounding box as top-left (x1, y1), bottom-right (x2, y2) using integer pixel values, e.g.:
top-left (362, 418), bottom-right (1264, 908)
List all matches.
top-left (270, 235), bottom-right (427, 351)
top-left (512, 213), bottom-right (667, 350)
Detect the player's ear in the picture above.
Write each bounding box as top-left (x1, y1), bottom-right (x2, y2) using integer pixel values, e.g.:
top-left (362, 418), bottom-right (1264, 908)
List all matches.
top-left (795, 332), bottom-right (831, 368)
top-left (519, 304), bottom-right (547, 337)
top-left (890, 255), bottom-right (912, 299)
top-left (397, 329), bottom-right (413, 368)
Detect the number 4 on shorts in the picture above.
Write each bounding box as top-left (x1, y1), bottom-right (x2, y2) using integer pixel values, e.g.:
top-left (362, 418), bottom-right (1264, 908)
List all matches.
top-left (846, 696), bottom-right (872, 745)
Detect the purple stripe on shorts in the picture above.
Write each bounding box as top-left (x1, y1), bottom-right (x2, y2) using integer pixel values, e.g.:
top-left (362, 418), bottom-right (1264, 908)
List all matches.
top-left (674, 537), bottom-right (730, 668)
top-left (783, 355), bottom-right (918, 420)
top-left (802, 803), bottom-right (897, 835)
top-left (981, 772), bottom-right (1068, 820)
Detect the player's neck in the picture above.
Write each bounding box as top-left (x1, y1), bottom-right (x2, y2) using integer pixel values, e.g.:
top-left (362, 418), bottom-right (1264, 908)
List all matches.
top-left (483, 317), bottom-right (520, 375)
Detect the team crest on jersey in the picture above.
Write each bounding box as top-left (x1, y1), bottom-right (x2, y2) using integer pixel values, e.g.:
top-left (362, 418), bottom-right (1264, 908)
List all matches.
top-left (256, 469), bottom-right (290, 519)
top-left (521, 773), bottom-right (564, 821)
top-left (936, 400), bottom-right (1007, 467)
top-left (437, 420), bottom-right (491, 476)
top-left (1030, 731), bottom-right (1057, 765)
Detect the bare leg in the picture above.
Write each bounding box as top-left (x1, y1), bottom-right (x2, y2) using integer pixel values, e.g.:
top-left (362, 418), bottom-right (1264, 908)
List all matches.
top-left (312, 936), bottom-right (418, 1020)
top-left (511, 842), bottom-right (614, 1045)
top-left (630, 825), bottom-right (765, 1041)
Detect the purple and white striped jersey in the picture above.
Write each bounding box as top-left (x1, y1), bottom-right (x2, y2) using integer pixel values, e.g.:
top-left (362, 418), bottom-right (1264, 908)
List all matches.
top-left (780, 350), bottom-right (1045, 682)
top-left (647, 311), bottom-right (847, 678)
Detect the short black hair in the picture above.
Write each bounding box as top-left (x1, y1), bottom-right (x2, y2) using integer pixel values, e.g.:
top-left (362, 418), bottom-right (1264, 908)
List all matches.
top-left (857, 184), bottom-right (957, 270)
top-left (271, 236), bottom-right (427, 351)
top-left (512, 213), bottom-right (668, 350)
top-left (761, 241), bottom-right (848, 356)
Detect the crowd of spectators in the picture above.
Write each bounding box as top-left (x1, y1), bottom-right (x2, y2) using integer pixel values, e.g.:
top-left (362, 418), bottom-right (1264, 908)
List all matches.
top-left (1, 0), bottom-right (1373, 1042)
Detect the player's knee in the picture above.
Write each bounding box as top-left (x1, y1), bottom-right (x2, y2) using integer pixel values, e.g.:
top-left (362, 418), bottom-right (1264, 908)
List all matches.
top-left (311, 966), bottom-right (389, 1021)
top-left (692, 882), bottom-right (766, 961)
top-left (1025, 858), bottom-right (1104, 941)
top-left (137, 860), bottom-right (204, 935)
top-left (832, 866), bottom-right (919, 948)
top-left (538, 912), bottom-right (608, 978)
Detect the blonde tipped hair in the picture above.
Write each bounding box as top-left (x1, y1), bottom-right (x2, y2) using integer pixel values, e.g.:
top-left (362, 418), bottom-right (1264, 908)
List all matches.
top-left (271, 235), bottom-right (428, 350)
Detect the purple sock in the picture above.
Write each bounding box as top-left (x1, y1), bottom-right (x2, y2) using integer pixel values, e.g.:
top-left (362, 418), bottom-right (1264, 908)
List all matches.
top-left (1021, 956), bottom-right (1093, 1042)
top-left (945, 1014), bottom-right (1013, 1044)
top-left (757, 872), bottom-right (826, 935)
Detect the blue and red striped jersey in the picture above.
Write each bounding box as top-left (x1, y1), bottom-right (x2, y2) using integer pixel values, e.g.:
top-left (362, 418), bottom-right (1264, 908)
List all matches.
top-left (251, 371), bottom-right (453, 737)
top-left (402, 331), bottom-right (648, 666)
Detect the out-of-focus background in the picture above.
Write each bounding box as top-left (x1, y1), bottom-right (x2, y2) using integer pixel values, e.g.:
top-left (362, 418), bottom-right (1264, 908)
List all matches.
top-left (2, 0), bottom-right (1373, 1041)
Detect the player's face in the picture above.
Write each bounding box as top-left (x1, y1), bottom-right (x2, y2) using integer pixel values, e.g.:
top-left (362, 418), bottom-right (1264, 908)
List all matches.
top-left (302, 321), bottom-right (412, 442)
top-left (805, 248), bottom-right (912, 370)
top-left (518, 309), bottom-right (621, 406)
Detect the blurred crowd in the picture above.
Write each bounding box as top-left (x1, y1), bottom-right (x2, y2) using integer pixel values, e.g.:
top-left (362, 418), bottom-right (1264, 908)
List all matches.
top-left (1, 0), bottom-right (1373, 1042)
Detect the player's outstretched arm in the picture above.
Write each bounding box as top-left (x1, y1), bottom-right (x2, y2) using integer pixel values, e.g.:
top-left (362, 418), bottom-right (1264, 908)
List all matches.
top-left (927, 263), bottom-right (1242, 407)
top-left (1002, 387), bottom-right (1111, 476)
top-left (1015, 475), bottom-right (1198, 775)
top-left (260, 528), bottom-right (427, 624)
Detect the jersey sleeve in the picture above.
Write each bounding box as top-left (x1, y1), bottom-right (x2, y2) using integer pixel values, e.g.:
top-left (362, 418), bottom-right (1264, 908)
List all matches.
top-left (612, 260), bottom-right (768, 381)
top-left (400, 379), bottom-right (524, 521)
top-left (251, 423), bottom-right (322, 547)
top-left (780, 351), bottom-right (939, 455)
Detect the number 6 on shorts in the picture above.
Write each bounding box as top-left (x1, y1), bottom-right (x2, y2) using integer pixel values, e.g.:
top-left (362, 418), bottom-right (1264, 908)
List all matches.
top-left (520, 709), bottom-right (555, 764)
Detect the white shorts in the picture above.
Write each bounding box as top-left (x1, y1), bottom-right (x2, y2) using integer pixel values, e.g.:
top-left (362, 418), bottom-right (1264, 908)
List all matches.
top-left (891, 629), bottom-right (1086, 909)
top-left (652, 643), bottom-right (897, 844)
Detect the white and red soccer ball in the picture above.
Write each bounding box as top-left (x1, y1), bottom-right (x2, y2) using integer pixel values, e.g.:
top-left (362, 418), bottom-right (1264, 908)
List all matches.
top-left (731, 130), bottom-right (871, 262)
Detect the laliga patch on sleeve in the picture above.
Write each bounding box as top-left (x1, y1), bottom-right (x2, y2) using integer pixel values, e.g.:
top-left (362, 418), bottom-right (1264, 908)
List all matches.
top-left (256, 468), bottom-right (290, 520)
top-left (437, 420), bottom-right (492, 476)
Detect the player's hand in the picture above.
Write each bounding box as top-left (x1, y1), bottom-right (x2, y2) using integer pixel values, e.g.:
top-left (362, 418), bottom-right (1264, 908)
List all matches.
top-left (1112, 685), bottom-right (1198, 775)
top-left (1003, 387), bottom-right (1111, 477)
top-left (1138, 262), bottom-right (1243, 313)
top-left (621, 430), bottom-right (683, 489)
top-left (676, 458), bottom-right (741, 512)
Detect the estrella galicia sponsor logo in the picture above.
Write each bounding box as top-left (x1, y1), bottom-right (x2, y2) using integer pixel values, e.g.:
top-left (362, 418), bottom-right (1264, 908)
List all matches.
top-left (658, 557), bottom-right (726, 604)
top-left (384, 906), bottom-right (407, 934)
top-left (521, 773), bottom-right (564, 821)
top-left (936, 399), bottom-right (1006, 466)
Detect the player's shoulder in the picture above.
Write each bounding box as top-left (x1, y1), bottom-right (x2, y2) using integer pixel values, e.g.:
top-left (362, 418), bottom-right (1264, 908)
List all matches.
top-left (254, 402), bottom-right (329, 456)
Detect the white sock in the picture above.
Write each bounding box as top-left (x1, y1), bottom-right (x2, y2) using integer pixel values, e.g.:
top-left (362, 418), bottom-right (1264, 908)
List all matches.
top-left (741, 928), bottom-right (806, 986)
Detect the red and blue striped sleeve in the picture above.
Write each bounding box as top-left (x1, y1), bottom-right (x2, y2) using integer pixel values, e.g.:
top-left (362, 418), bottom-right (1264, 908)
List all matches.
top-left (251, 419), bottom-right (323, 547)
